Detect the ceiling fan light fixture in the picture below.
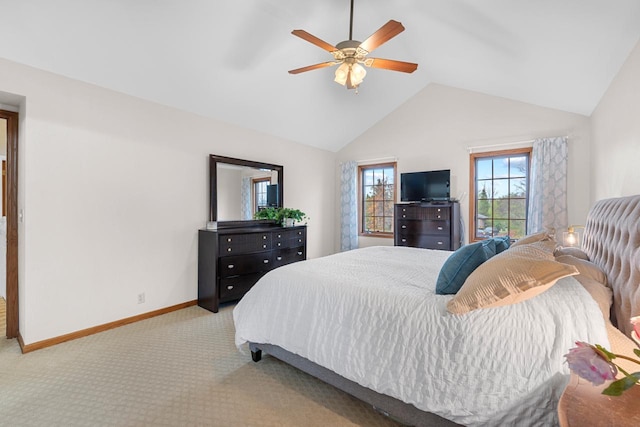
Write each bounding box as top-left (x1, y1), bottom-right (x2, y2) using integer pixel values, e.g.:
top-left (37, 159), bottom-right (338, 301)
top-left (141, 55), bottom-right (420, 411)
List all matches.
top-left (350, 62), bottom-right (366, 86)
top-left (334, 62), bottom-right (350, 85)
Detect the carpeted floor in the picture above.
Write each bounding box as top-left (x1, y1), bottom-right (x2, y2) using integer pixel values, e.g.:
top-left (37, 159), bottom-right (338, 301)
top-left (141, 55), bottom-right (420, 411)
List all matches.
top-left (0, 304), bottom-right (401, 426)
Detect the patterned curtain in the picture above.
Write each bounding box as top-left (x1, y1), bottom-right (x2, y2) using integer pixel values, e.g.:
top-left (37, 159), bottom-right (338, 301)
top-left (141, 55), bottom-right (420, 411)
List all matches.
top-left (240, 177), bottom-right (252, 220)
top-left (340, 161), bottom-right (359, 251)
top-left (527, 137), bottom-right (568, 236)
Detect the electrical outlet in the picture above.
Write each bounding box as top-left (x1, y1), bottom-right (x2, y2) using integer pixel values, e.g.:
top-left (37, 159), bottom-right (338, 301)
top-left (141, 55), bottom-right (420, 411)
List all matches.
top-left (137, 293), bottom-right (145, 304)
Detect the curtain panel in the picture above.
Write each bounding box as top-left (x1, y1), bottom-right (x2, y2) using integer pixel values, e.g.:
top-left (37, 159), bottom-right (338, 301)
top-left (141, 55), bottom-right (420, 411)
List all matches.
top-left (340, 161), bottom-right (359, 251)
top-left (527, 136), bottom-right (568, 236)
top-left (241, 177), bottom-right (252, 220)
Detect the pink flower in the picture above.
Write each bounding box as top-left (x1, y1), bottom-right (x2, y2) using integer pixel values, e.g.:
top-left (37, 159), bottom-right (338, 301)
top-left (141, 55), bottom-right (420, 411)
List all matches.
top-left (564, 341), bottom-right (617, 385)
top-left (631, 316), bottom-right (640, 338)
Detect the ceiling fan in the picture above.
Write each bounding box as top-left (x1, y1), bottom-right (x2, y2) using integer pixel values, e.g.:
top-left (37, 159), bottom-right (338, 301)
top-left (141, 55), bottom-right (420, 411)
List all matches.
top-left (288, 0), bottom-right (418, 91)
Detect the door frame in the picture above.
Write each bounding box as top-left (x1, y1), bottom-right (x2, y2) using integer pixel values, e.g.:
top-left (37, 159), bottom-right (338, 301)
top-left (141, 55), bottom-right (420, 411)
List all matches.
top-left (1, 109), bottom-right (18, 339)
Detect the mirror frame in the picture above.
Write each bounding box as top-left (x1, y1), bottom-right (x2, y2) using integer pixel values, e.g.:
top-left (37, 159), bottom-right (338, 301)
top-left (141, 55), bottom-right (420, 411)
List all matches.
top-left (209, 154), bottom-right (284, 222)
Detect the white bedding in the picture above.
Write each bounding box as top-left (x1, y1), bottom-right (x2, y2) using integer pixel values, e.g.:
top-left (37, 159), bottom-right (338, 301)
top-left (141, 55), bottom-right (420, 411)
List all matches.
top-left (233, 246), bottom-right (609, 426)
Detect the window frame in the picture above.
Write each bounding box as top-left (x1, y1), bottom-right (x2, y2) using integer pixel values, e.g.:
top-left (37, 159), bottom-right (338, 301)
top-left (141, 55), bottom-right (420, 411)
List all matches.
top-left (469, 147), bottom-right (532, 243)
top-left (252, 177), bottom-right (271, 216)
top-left (358, 162), bottom-right (397, 238)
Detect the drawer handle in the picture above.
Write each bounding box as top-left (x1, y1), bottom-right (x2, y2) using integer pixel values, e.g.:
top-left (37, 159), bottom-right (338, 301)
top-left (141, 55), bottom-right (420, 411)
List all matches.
top-left (437, 241), bottom-right (443, 245)
top-left (263, 259), bottom-right (269, 264)
top-left (227, 248), bottom-right (232, 252)
top-left (297, 251), bottom-right (303, 256)
top-left (228, 264), bottom-right (235, 269)
top-left (227, 285), bottom-right (234, 290)
top-left (298, 239), bottom-right (302, 243)
top-left (263, 235), bottom-right (267, 240)
top-left (277, 242), bottom-right (281, 247)
top-left (263, 244), bottom-right (267, 248)
top-left (437, 226), bottom-right (443, 230)
top-left (401, 238), bottom-right (407, 242)
top-left (277, 234), bottom-right (281, 238)
top-left (402, 214), bottom-right (406, 218)
top-left (227, 238), bottom-right (232, 242)
top-left (437, 208), bottom-right (441, 212)
top-left (298, 231), bottom-right (302, 235)
top-left (401, 225), bottom-right (406, 229)
top-left (277, 256), bottom-right (282, 261)
top-left (437, 215), bottom-right (441, 219)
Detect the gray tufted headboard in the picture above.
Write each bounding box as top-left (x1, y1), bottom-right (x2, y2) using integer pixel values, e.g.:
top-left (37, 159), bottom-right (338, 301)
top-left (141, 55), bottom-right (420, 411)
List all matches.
top-left (582, 194), bottom-right (640, 337)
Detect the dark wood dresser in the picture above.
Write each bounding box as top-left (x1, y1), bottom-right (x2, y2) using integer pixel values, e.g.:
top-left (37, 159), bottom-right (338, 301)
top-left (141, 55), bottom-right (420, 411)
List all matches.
top-left (198, 223), bottom-right (307, 313)
top-left (394, 202), bottom-right (461, 251)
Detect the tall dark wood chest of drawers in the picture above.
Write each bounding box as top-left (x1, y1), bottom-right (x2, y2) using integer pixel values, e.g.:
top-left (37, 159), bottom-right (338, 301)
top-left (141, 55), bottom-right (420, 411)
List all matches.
top-left (198, 223), bottom-right (307, 313)
top-left (394, 202), bottom-right (461, 251)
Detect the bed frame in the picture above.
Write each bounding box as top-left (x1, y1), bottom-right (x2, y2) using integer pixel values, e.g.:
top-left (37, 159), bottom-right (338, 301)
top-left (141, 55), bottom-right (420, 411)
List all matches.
top-left (249, 194), bottom-right (640, 426)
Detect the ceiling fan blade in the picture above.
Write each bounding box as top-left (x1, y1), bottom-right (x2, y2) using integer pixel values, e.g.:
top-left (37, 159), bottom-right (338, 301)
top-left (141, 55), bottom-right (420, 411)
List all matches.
top-left (358, 20), bottom-right (405, 54)
top-left (291, 29), bottom-right (337, 52)
top-left (365, 58), bottom-right (418, 73)
top-left (288, 61), bottom-right (337, 75)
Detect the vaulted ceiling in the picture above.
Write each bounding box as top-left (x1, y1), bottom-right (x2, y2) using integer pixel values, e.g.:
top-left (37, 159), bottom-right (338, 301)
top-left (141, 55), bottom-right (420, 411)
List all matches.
top-left (1, 0), bottom-right (639, 151)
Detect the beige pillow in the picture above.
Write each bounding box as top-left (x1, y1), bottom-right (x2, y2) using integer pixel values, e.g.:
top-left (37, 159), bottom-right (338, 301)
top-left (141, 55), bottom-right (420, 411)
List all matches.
top-left (555, 255), bottom-right (607, 285)
top-left (447, 244), bottom-right (579, 314)
top-left (510, 231), bottom-right (554, 248)
top-left (554, 247), bottom-right (589, 260)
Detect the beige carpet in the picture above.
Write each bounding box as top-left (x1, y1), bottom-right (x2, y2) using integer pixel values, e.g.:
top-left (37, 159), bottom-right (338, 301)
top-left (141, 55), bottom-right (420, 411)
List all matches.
top-left (0, 305), bottom-right (400, 426)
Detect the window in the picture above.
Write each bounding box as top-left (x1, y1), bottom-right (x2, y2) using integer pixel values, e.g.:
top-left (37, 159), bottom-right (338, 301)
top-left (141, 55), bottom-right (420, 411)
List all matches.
top-left (470, 148), bottom-right (531, 242)
top-left (253, 177), bottom-right (270, 214)
top-left (359, 163), bottom-right (396, 236)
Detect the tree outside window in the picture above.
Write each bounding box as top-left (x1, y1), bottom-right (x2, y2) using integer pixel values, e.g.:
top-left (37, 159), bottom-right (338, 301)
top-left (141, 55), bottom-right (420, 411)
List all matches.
top-left (470, 148), bottom-right (531, 242)
top-left (359, 163), bottom-right (396, 236)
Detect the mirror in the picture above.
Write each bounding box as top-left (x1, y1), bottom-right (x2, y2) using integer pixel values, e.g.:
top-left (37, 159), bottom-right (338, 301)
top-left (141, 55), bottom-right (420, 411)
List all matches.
top-left (210, 154), bottom-right (284, 222)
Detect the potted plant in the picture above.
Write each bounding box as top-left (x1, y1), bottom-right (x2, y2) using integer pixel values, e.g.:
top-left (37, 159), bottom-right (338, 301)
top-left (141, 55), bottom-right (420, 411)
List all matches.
top-left (278, 208), bottom-right (307, 227)
top-left (254, 207), bottom-right (306, 227)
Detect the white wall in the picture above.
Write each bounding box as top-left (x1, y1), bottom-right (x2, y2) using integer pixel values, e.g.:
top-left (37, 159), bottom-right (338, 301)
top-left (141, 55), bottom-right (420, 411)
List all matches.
top-left (336, 84), bottom-right (592, 250)
top-left (0, 58), bottom-right (336, 345)
top-left (216, 166), bottom-right (243, 220)
top-left (590, 40), bottom-right (640, 201)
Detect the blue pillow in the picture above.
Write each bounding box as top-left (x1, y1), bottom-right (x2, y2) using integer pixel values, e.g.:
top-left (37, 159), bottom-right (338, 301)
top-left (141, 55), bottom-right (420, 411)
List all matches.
top-left (436, 240), bottom-right (495, 295)
top-left (492, 236), bottom-right (511, 253)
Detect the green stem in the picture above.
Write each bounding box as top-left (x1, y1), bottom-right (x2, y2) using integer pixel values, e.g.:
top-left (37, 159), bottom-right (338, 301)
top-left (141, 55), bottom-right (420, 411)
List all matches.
top-left (615, 353), bottom-right (640, 366)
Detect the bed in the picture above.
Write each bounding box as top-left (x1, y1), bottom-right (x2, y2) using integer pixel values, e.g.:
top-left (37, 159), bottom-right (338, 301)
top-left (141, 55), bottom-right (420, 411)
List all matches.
top-left (233, 195), bottom-right (640, 426)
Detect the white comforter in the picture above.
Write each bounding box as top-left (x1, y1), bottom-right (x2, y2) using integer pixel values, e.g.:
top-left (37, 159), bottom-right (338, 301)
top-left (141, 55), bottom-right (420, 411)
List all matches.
top-left (233, 246), bottom-right (609, 426)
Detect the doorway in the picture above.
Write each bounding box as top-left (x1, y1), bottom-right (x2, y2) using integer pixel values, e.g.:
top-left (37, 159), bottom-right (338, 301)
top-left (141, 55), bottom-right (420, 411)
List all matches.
top-left (0, 110), bottom-right (18, 339)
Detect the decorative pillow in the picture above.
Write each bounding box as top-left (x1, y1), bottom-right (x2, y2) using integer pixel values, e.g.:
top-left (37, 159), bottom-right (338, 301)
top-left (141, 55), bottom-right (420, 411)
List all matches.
top-left (446, 244), bottom-right (579, 314)
top-left (492, 236), bottom-right (511, 253)
top-left (555, 255), bottom-right (607, 285)
top-left (510, 231), bottom-right (554, 248)
top-left (554, 247), bottom-right (590, 260)
top-left (436, 240), bottom-right (495, 295)
top-left (524, 238), bottom-right (558, 253)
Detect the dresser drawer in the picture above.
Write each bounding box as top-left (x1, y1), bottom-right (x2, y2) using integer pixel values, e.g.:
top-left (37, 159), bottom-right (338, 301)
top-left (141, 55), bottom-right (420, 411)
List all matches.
top-left (219, 252), bottom-right (272, 278)
top-left (219, 273), bottom-right (265, 301)
top-left (397, 219), bottom-right (450, 235)
top-left (219, 233), bottom-right (272, 255)
top-left (396, 234), bottom-right (450, 250)
top-left (396, 205), bottom-right (450, 220)
top-left (273, 228), bottom-right (306, 249)
top-left (273, 246), bottom-right (306, 268)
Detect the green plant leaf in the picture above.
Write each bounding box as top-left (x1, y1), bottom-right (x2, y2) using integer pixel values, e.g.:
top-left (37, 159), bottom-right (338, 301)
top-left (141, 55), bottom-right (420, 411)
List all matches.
top-left (602, 373), bottom-right (640, 396)
top-left (634, 348), bottom-right (640, 358)
top-left (595, 344), bottom-right (616, 361)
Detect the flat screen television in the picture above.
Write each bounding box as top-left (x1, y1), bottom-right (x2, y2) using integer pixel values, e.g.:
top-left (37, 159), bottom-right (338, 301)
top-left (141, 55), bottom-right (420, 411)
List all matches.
top-left (266, 184), bottom-right (279, 207)
top-left (400, 169), bottom-right (450, 202)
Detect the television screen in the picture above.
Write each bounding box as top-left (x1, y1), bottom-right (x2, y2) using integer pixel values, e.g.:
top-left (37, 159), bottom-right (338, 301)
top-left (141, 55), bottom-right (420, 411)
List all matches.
top-left (266, 184), bottom-right (279, 207)
top-left (401, 170), bottom-right (450, 202)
